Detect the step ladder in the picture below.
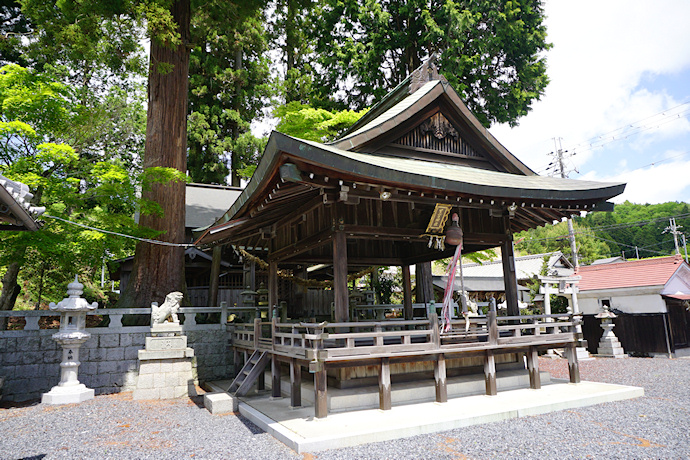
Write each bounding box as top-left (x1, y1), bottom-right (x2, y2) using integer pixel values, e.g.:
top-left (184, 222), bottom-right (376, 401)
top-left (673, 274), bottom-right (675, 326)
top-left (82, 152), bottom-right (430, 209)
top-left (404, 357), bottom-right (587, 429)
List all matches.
top-left (224, 350), bottom-right (269, 396)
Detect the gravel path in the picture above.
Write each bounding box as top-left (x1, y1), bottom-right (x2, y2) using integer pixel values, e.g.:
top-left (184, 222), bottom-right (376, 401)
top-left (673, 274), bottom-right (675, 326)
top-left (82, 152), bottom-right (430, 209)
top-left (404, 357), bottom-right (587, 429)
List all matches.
top-left (2, 357), bottom-right (689, 459)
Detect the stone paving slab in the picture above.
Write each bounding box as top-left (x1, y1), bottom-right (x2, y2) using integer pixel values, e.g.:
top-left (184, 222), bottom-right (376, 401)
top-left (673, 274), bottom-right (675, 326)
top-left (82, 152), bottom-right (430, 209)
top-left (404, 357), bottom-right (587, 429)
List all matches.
top-left (238, 380), bottom-right (644, 453)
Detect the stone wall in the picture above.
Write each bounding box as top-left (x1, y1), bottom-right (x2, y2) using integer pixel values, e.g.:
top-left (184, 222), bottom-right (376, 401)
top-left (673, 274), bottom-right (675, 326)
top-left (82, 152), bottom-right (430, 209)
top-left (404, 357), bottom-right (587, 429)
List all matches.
top-left (0, 308), bottom-right (233, 402)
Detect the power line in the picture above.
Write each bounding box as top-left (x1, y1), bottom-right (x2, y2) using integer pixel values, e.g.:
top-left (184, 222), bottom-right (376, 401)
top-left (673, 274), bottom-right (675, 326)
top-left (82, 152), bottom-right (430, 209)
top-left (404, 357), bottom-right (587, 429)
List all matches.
top-left (44, 214), bottom-right (195, 248)
top-left (568, 101), bottom-right (690, 151)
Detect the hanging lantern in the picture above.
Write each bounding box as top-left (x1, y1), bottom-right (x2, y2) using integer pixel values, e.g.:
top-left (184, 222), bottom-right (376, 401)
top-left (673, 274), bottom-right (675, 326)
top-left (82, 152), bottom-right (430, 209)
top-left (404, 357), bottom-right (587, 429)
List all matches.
top-left (445, 213), bottom-right (463, 246)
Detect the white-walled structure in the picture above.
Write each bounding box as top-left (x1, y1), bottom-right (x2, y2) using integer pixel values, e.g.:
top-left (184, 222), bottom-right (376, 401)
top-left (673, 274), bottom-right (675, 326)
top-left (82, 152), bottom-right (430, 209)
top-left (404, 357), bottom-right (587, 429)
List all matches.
top-left (576, 256), bottom-right (690, 356)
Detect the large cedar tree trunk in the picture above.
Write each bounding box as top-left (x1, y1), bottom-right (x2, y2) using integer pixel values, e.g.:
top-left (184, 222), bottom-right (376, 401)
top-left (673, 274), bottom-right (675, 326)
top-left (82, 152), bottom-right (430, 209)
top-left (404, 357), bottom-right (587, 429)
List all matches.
top-left (117, 0), bottom-right (190, 308)
top-left (0, 261), bottom-right (22, 329)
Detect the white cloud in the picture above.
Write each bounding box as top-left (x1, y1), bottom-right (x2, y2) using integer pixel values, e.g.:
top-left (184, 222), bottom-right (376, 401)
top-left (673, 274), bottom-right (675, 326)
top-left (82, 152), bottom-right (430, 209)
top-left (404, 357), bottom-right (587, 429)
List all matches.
top-left (490, 0), bottom-right (690, 175)
top-left (582, 158), bottom-right (690, 204)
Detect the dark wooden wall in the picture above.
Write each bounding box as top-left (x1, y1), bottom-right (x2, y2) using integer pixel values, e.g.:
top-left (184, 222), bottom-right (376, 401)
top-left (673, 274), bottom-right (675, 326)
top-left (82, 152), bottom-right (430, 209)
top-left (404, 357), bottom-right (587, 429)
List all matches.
top-left (582, 313), bottom-right (672, 356)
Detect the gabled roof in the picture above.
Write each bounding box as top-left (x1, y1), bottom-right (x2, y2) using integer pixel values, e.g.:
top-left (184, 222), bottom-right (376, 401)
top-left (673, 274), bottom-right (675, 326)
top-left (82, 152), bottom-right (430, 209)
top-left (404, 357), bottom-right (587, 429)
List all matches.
top-left (199, 131), bottom-right (624, 246)
top-left (0, 175), bottom-right (44, 231)
top-left (186, 183), bottom-right (242, 230)
top-left (331, 80), bottom-right (533, 175)
top-left (195, 60), bottom-right (626, 261)
top-left (576, 255), bottom-right (689, 291)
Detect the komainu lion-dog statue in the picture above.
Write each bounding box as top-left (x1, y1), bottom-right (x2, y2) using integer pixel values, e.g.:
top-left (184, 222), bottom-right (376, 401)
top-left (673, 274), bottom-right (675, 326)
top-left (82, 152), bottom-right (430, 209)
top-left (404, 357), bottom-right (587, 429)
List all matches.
top-left (151, 291), bottom-right (184, 326)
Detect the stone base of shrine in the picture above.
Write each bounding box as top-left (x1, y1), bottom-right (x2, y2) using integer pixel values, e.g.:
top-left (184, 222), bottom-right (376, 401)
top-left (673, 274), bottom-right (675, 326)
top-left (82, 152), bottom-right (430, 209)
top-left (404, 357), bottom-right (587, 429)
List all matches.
top-left (42, 383), bottom-right (94, 405)
top-left (132, 333), bottom-right (197, 400)
top-left (230, 377), bottom-right (643, 453)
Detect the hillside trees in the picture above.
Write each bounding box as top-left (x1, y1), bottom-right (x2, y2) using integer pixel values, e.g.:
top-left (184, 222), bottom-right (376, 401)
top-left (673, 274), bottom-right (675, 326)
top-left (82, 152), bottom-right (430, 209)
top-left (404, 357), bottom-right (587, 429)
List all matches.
top-left (514, 220), bottom-right (612, 265)
top-left (576, 202), bottom-right (690, 259)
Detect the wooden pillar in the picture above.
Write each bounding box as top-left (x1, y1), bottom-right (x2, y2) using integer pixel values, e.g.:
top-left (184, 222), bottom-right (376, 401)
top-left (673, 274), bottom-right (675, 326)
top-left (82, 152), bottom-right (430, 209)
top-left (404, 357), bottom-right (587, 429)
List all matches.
top-left (402, 265), bottom-right (413, 320)
top-left (243, 259), bottom-right (256, 290)
top-left (333, 230), bottom-right (349, 322)
top-left (314, 368), bottom-right (328, 418)
top-left (566, 343), bottom-right (581, 383)
top-left (501, 217), bottom-right (520, 317)
top-left (290, 358), bottom-right (301, 407)
top-left (379, 357), bottom-right (392, 410)
top-left (257, 368), bottom-right (265, 391)
top-left (271, 354), bottom-right (281, 398)
top-left (207, 245), bottom-right (222, 307)
top-left (268, 260), bottom-right (278, 312)
top-left (415, 261), bottom-right (434, 305)
top-left (233, 348), bottom-right (241, 376)
top-left (526, 346), bottom-right (541, 389)
top-left (371, 267), bottom-right (381, 304)
top-left (484, 350), bottom-right (497, 395)
top-left (435, 353), bottom-right (447, 403)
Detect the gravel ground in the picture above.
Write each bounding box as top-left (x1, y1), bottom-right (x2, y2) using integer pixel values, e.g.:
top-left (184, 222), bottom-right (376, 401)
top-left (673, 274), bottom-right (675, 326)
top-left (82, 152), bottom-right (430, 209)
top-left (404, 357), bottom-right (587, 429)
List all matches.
top-left (2, 357), bottom-right (690, 459)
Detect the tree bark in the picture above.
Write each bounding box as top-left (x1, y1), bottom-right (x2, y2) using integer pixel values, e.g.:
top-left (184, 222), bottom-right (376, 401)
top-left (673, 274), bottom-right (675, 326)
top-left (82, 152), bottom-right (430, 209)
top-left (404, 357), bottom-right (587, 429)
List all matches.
top-left (0, 261), bottom-right (22, 329)
top-left (117, 0), bottom-right (190, 308)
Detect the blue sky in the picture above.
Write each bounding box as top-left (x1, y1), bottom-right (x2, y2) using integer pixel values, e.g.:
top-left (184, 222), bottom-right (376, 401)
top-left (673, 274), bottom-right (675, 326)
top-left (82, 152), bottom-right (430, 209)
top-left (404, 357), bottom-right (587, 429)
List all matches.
top-left (490, 0), bottom-right (690, 204)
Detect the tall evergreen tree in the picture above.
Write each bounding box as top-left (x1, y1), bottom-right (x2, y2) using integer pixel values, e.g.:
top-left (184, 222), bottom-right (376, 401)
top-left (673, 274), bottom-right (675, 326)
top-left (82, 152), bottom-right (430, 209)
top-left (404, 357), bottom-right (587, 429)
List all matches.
top-left (307, 0), bottom-right (550, 127)
top-left (187, 2), bottom-right (269, 185)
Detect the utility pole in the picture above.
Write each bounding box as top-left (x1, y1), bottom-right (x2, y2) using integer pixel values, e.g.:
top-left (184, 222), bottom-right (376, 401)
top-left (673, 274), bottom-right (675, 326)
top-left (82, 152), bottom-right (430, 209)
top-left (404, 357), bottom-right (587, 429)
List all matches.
top-left (551, 138), bottom-right (579, 268)
top-left (663, 217), bottom-right (682, 255)
top-left (682, 234), bottom-right (688, 263)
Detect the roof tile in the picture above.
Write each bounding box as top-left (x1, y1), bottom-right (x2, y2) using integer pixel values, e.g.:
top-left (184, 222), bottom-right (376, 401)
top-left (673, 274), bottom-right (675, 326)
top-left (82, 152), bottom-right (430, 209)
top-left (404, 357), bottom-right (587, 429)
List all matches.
top-left (576, 255), bottom-right (686, 291)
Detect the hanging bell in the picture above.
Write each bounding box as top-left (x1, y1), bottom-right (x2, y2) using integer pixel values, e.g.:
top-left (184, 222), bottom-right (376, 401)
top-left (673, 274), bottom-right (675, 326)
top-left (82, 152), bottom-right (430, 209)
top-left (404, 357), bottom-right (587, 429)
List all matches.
top-left (445, 213), bottom-right (463, 246)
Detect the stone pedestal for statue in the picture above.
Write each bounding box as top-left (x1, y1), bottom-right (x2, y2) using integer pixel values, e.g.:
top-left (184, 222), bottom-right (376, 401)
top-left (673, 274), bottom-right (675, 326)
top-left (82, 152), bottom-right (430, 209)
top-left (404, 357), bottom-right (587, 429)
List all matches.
top-left (42, 277), bottom-right (97, 405)
top-left (133, 292), bottom-right (197, 400)
top-left (595, 308), bottom-right (628, 358)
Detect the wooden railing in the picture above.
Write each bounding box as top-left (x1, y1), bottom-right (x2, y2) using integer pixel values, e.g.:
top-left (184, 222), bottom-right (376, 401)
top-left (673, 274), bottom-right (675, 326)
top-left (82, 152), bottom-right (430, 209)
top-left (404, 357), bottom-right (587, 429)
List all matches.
top-left (232, 312), bottom-right (580, 361)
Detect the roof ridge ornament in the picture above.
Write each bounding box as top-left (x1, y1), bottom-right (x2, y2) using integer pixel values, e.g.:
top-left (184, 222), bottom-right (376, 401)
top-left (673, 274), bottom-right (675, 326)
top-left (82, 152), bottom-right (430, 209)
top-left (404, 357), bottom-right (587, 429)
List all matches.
top-left (409, 53), bottom-right (447, 94)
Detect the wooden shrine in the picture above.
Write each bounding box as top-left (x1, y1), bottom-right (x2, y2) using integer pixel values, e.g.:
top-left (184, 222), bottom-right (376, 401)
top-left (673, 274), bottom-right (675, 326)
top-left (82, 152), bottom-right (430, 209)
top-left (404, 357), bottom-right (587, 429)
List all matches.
top-left (195, 59), bottom-right (625, 417)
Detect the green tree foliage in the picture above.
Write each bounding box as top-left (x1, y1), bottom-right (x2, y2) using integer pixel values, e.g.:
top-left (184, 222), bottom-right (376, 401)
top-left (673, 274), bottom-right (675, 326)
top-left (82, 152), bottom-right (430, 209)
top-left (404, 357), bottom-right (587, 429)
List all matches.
top-left (576, 201), bottom-right (690, 259)
top-left (18, 0), bottom-right (146, 99)
top-left (307, 0), bottom-right (550, 126)
top-left (0, 0), bottom-right (31, 67)
top-left (514, 220), bottom-right (611, 266)
top-left (0, 65), bottom-right (141, 309)
top-left (270, 0), bottom-right (315, 104)
top-left (274, 101), bottom-right (368, 142)
top-left (187, 2), bottom-right (270, 185)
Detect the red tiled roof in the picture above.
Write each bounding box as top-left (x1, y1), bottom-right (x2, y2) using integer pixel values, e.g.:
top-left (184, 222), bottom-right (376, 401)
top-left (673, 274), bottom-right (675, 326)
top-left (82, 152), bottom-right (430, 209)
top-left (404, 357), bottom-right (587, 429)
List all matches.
top-left (576, 255), bottom-right (686, 291)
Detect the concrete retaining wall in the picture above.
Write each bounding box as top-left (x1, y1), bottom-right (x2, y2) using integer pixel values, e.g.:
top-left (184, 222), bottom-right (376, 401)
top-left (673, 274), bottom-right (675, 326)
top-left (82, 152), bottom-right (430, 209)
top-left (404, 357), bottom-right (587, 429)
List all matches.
top-left (0, 308), bottom-right (233, 402)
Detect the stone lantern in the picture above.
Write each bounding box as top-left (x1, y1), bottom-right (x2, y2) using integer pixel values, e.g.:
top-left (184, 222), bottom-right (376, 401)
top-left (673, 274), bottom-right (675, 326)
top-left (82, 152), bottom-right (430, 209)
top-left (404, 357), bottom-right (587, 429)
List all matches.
top-left (256, 282), bottom-right (269, 318)
top-left (595, 305), bottom-right (627, 358)
top-left (42, 276), bottom-right (97, 405)
top-left (240, 286), bottom-right (257, 321)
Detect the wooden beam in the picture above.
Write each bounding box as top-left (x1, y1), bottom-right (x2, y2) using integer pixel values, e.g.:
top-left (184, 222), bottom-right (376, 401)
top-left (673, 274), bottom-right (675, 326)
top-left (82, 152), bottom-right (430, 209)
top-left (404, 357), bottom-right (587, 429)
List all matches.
top-left (566, 343), bottom-right (581, 384)
top-left (402, 265), bottom-right (413, 320)
top-left (282, 256), bottom-right (405, 266)
top-left (314, 369), bottom-right (327, 418)
top-left (274, 195), bottom-right (324, 235)
top-left (501, 216), bottom-right (520, 317)
top-left (435, 353), bottom-right (447, 403)
top-left (415, 261), bottom-right (434, 305)
top-left (268, 260), bottom-right (278, 312)
top-left (290, 357), bottom-right (301, 407)
top-left (270, 227), bottom-right (333, 262)
top-left (526, 346), bottom-right (541, 389)
top-left (271, 353), bottom-right (281, 398)
top-left (484, 350), bottom-right (497, 396)
top-left (333, 230), bottom-right (349, 322)
top-left (347, 189), bottom-right (505, 212)
top-left (379, 357), bottom-right (392, 410)
top-left (207, 245), bottom-right (222, 307)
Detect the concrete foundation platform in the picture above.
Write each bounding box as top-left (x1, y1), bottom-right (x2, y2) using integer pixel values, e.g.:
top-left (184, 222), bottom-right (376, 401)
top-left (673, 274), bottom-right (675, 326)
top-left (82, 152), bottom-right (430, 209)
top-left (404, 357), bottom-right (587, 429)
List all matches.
top-left (208, 371), bottom-right (643, 453)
